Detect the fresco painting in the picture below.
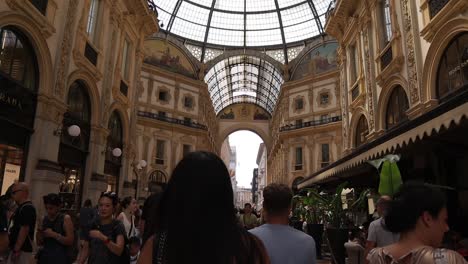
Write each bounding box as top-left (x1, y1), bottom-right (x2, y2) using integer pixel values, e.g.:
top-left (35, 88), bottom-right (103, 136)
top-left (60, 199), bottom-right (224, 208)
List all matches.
top-left (219, 104), bottom-right (270, 120)
top-left (144, 40), bottom-right (196, 78)
top-left (292, 42), bottom-right (338, 81)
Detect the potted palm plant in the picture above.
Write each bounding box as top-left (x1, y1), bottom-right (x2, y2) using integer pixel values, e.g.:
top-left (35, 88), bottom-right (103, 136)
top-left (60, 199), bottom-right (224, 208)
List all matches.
top-left (305, 182), bottom-right (370, 264)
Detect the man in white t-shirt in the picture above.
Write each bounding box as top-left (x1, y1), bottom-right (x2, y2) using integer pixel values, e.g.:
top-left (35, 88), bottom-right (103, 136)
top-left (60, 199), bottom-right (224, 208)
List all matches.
top-left (250, 184), bottom-right (316, 264)
top-left (365, 196), bottom-right (400, 263)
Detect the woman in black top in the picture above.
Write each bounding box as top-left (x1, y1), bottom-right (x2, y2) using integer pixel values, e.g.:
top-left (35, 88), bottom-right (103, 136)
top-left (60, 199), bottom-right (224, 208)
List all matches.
top-left (36, 193), bottom-right (74, 264)
top-left (77, 192), bottom-right (126, 264)
top-left (139, 151), bottom-right (270, 264)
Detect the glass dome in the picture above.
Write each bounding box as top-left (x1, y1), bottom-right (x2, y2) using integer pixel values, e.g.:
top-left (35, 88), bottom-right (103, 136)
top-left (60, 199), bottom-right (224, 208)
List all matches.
top-left (155, 0), bottom-right (332, 49)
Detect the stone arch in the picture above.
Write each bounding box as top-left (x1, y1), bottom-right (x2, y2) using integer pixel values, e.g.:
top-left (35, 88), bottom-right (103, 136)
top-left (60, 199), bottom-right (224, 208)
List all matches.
top-left (106, 103), bottom-right (130, 147)
top-left (0, 11), bottom-right (54, 96)
top-left (66, 70), bottom-right (101, 126)
top-left (349, 107), bottom-right (370, 148)
top-left (421, 17), bottom-right (468, 103)
top-left (218, 124), bottom-right (270, 153)
top-left (376, 75), bottom-right (409, 132)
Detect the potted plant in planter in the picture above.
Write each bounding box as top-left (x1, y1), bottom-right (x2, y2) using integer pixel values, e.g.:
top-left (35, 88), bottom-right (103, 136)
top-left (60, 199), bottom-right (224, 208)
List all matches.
top-left (306, 182), bottom-right (370, 264)
top-left (293, 188), bottom-right (326, 259)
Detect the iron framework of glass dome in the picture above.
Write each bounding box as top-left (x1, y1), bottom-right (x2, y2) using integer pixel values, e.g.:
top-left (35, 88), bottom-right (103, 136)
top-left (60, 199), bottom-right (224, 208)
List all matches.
top-left (155, 0), bottom-right (333, 64)
top-left (205, 55), bottom-right (284, 115)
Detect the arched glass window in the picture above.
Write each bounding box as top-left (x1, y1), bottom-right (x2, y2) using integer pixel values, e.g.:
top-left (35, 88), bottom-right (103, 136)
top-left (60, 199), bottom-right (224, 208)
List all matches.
top-left (67, 81), bottom-right (91, 122)
top-left (107, 111), bottom-right (123, 150)
top-left (437, 32), bottom-right (468, 99)
top-left (61, 81), bottom-right (91, 151)
top-left (380, 0), bottom-right (392, 46)
top-left (0, 27), bottom-right (37, 92)
top-left (355, 115), bottom-right (369, 148)
top-left (386, 86), bottom-right (409, 129)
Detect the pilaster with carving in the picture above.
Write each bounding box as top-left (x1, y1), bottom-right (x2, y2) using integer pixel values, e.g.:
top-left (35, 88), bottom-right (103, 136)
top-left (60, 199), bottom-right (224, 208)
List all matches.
top-left (401, 0), bottom-right (420, 106)
top-left (54, 0), bottom-right (79, 98)
top-left (362, 23), bottom-right (376, 132)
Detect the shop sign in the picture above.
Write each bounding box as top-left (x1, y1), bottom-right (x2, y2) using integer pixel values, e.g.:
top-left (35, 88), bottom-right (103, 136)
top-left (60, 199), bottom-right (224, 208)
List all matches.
top-left (1, 163), bottom-right (20, 195)
top-left (0, 91), bottom-right (23, 110)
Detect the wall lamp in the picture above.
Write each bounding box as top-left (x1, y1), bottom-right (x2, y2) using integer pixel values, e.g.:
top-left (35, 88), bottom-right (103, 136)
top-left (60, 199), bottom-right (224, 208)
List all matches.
top-left (53, 125), bottom-right (81, 137)
top-left (102, 147), bottom-right (123, 157)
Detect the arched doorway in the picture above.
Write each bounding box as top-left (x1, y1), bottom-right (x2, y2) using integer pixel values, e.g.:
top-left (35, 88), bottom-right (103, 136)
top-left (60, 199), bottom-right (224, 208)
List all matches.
top-left (386, 85), bottom-right (409, 129)
top-left (104, 111), bottom-right (123, 193)
top-left (58, 81), bottom-right (91, 214)
top-left (0, 26), bottom-right (39, 194)
top-left (355, 115), bottom-right (369, 148)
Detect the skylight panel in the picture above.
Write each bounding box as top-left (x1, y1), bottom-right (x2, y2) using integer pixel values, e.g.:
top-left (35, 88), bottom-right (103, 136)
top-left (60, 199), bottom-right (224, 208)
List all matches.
top-left (280, 3), bottom-right (315, 27)
top-left (246, 29), bottom-right (283, 46)
top-left (156, 0), bottom-right (178, 14)
top-left (171, 18), bottom-right (207, 42)
top-left (283, 20), bottom-right (318, 43)
top-left (210, 11), bottom-right (244, 30)
top-left (246, 0), bottom-right (276, 12)
top-left (176, 1), bottom-right (210, 25)
top-left (246, 12), bottom-right (280, 30)
top-left (311, 0), bottom-right (333, 15)
top-left (155, 7), bottom-right (172, 30)
top-left (189, 0), bottom-right (213, 8)
top-left (278, 0), bottom-right (307, 8)
top-left (216, 0), bottom-right (245, 12)
top-left (207, 28), bottom-right (244, 46)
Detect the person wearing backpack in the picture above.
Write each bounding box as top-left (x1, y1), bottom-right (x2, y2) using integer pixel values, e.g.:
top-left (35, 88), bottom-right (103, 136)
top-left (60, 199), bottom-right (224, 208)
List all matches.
top-left (77, 192), bottom-right (127, 264)
top-left (36, 193), bottom-right (74, 264)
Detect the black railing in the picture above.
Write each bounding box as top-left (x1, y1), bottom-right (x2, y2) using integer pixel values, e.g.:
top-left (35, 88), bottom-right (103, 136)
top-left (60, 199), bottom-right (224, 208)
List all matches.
top-left (84, 42), bottom-right (98, 66)
top-left (137, 111), bottom-right (208, 130)
top-left (30, 0), bottom-right (48, 15)
top-left (380, 45), bottom-right (393, 71)
top-left (279, 116), bottom-right (342, 132)
top-left (429, 0), bottom-right (450, 18)
top-left (351, 84), bottom-right (360, 101)
top-left (120, 80), bottom-right (128, 96)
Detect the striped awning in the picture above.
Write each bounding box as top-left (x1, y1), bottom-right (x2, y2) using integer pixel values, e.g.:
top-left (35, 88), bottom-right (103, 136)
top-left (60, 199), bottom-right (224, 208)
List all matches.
top-left (298, 99), bottom-right (468, 189)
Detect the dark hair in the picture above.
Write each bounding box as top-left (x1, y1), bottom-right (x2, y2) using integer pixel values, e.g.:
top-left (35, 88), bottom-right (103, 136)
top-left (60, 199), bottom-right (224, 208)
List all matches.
top-left (43, 193), bottom-right (62, 206)
top-left (121, 196), bottom-right (133, 209)
top-left (84, 199), bottom-right (92, 207)
top-left (129, 236), bottom-right (141, 246)
top-left (244, 203), bottom-right (252, 208)
top-left (150, 151), bottom-right (268, 264)
top-left (100, 191), bottom-right (119, 207)
top-left (385, 182), bottom-right (446, 234)
top-left (262, 183), bottom-right (292, 216)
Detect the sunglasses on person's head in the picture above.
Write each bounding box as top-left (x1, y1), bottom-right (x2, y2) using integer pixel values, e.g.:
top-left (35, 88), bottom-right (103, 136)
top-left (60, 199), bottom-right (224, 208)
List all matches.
top-left (100, 191), bottom-right (117, 198)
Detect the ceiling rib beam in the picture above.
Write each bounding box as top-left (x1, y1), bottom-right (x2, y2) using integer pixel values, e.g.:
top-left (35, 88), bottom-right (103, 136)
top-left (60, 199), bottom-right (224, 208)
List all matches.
top-left (306, 0), bottom-right (324, 33)
top-left (166, 0), bottom-right (184, 32)
top-left (201, 0), bottom-right (217, 63)
top-left (273, 0), bottom-right (289, 64)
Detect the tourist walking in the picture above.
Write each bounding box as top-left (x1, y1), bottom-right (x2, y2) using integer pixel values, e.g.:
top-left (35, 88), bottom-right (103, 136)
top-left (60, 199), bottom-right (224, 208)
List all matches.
top-left (250, 183), bottom-right (316, 264)
top-left (7, 182), bottom-right (36, 264)
top-left (117, 196), bottom-right (138, 239)
top-left (240, 203), bottom-right (258, 230)
top-left (77, 192), bottom-right (126, 264)
top-left (36, 193), bottom-right (74, 264)
top-left (138, 151), bottom-right (270, 264)
top-left (367, 182), bottom-right (467, 263)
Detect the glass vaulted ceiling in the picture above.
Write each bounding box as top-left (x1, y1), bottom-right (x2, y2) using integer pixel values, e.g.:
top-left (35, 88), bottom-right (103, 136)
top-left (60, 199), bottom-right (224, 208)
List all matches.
top-left (156, 0), bottom-right (333, 63)
top-left (205, 56), bottom-right (284, 115)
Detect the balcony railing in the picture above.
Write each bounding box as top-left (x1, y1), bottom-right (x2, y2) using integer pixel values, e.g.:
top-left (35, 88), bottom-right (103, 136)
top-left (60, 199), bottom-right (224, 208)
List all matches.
top-left (429, 0), bottom-right (450, 18)
top-left (380, 45), bottom-right (393, 71)
top-left (279, 116), bottom-right (342, 132)
top-left (137, 111), bottom-right (208, 130)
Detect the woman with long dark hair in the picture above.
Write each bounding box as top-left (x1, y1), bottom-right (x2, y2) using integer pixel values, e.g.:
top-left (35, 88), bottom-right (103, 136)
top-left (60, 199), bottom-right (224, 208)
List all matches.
top-left (138, 151), bottom-right (269, 264)
top-left (367, 182), bottom-right (466, 263)
top-left (77, 192), bottom-right (126, 264)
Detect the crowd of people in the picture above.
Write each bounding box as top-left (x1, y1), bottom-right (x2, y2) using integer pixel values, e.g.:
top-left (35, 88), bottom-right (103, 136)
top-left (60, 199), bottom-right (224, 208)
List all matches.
top-left (0, 151), bottom-right (466, 263)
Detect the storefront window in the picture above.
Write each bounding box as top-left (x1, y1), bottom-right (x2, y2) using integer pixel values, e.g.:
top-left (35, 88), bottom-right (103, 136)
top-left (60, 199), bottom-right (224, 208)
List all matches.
top-left (437, 33), bottom-right (468, 100)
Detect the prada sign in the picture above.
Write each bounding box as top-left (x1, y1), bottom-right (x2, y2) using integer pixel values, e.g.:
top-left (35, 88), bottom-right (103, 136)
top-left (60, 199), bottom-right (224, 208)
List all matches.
top-left (0, 74), bottom-right (37, 129)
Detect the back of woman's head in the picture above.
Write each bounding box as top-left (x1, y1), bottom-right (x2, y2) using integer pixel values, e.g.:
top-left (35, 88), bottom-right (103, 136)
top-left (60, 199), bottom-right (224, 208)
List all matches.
top-left (385, 182), bottom-right (446, 233)
top-left (154, 151), bottom-right (260, 263)
top-left (121, 196), bottom-right (133, 209)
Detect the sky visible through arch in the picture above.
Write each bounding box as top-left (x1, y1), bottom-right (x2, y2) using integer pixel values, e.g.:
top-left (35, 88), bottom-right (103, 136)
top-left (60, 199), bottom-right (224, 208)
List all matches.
top-left (228, 130), bottom-right (264, 188)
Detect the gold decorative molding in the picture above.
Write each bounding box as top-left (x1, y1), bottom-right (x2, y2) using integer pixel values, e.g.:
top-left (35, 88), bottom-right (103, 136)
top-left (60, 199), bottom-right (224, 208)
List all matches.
top-left (6, 0), bottom-right (56, 38)
top-left (402, 0), bottom-right (421, 106)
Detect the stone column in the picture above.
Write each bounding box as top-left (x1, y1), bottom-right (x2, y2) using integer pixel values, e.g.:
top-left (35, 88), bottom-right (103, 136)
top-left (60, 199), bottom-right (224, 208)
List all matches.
top-left (28, 96), bottom-right (67, 216)
top-left (82, 126), bottom-right (108, 202)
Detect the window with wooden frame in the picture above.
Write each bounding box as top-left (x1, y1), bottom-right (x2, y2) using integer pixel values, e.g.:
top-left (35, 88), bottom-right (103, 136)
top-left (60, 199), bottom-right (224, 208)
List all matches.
top-left (380, 0), bottom-right (393, 46)
top-left (156, 140), bottom-right (165, 165)
top-left (355, 115), bottom-right (369, 148)
top-left (86, 0), bottom-right (100, 42)
top-left (386, 86), bottom-right (409, 129)
top-left (121, 39), bottom-right (131, 81)
top-left (294, 147), bottom-right (303, 171)
top-left (349, 44), bottom-right (359, 85)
